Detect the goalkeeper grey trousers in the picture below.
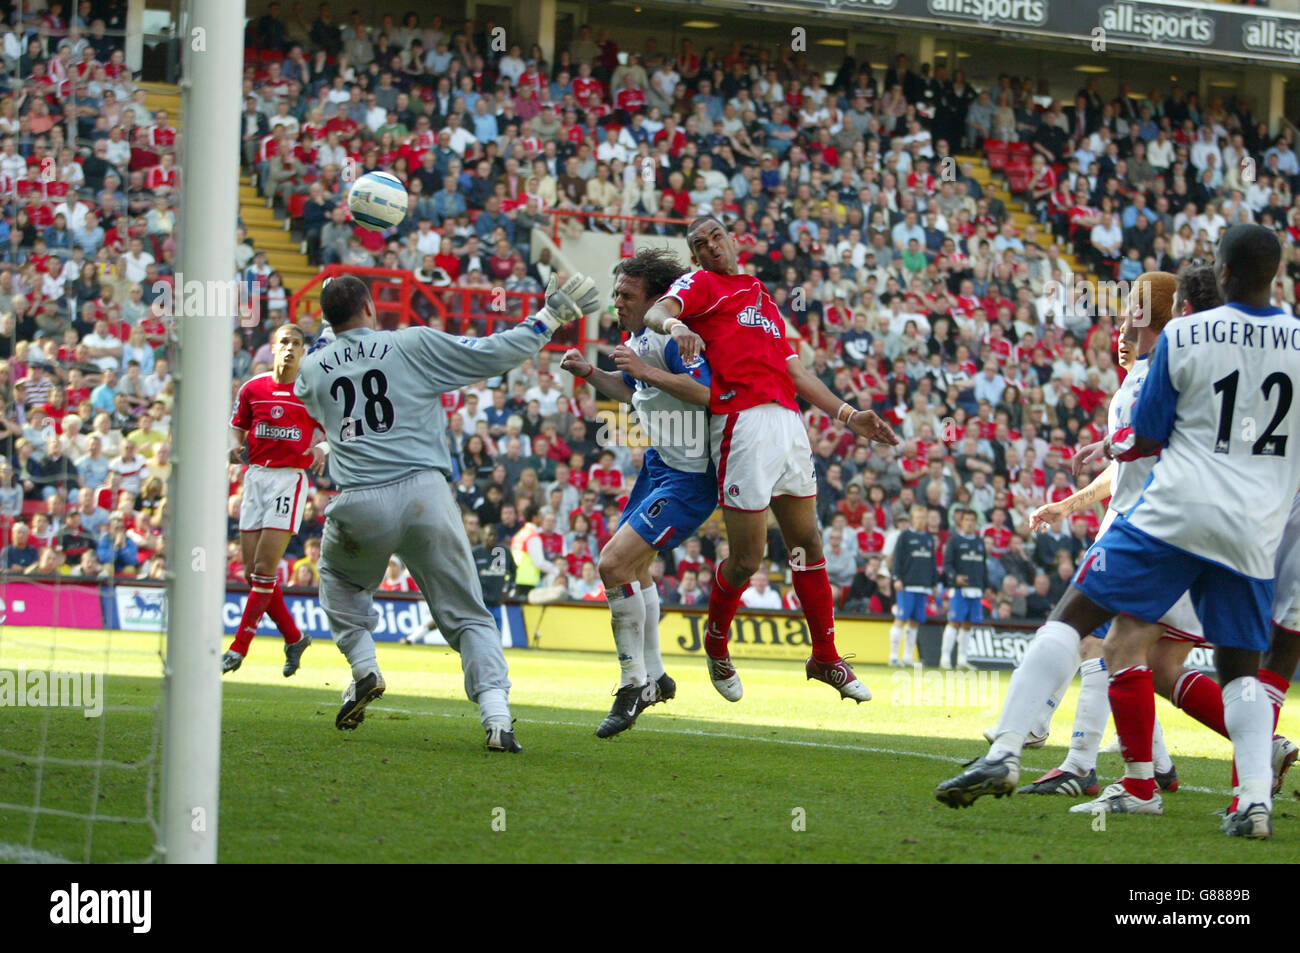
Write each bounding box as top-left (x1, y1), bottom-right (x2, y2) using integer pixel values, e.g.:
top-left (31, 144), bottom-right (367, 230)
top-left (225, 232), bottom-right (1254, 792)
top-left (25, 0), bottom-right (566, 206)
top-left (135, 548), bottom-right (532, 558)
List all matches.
top-left (318, 468), bottom-right (512, 706)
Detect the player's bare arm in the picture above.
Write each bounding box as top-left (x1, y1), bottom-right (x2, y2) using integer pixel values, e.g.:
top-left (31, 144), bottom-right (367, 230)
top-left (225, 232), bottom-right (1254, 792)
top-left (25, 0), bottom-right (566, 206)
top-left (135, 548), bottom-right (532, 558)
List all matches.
top-left (1029, 462), bottom-right (1115, 531)
top-left (642, 294), bottom-right (706, 363)
top-left (560, 347), bottom-right (635, 402)
top-left (229, 426), bottom-right (248, 465)
top-left (785, 355), bottom-right (899, 446)
top-left (611, 345), bottom-right (710, 406)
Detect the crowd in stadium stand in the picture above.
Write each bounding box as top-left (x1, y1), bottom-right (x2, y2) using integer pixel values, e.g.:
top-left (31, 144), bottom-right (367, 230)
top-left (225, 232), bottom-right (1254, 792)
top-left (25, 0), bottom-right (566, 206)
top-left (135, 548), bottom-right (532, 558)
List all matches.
top-left (0, 1), bottom-right (181, 584)
top-left (10, 2), bottom-right (1300, 625)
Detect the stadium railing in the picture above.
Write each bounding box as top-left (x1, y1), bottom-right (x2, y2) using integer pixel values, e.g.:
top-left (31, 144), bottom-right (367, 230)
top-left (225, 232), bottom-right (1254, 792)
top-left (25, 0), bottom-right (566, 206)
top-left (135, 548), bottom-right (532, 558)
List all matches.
top-left (286, 264), bottom-right (586, 352)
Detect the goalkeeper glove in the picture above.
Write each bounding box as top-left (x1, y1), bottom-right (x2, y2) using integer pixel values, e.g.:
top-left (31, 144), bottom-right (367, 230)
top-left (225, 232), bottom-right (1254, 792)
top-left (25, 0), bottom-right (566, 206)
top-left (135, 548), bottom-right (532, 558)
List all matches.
top-left (531, 272), bottom-right (600, 334)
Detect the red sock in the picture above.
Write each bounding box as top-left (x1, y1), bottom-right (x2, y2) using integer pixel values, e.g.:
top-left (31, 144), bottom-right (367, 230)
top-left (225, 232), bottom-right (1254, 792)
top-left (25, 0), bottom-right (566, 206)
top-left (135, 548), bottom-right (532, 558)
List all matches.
top-left (704, 561), bottom-right (744, 660)
top-left (230, 574), bottom-right (276, 656)
top-left (1109, 665), bottom-right (1157, 800)
top-left (792, 561), bottom-right (839, 663)
top-left (1171, 669), bottom-right (1229, 738)
top-left (266, 582), bottom-right (303, 645)
top-left (1259, 668), bottom-right (1289, 732)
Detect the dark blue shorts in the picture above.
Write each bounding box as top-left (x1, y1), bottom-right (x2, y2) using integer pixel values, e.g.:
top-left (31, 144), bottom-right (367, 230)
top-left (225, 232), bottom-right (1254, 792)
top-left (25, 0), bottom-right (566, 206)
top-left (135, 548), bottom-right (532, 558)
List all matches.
top-left (617, 449), bottom-right (717, 552)
top-left (1074, 517), bottom-right (1273, 652)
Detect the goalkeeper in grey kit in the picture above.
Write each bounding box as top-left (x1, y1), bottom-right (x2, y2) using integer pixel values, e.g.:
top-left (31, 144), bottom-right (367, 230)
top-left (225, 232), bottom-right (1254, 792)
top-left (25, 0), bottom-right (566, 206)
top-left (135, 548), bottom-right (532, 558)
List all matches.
top-left (294, 272), bottom-right (600, 752)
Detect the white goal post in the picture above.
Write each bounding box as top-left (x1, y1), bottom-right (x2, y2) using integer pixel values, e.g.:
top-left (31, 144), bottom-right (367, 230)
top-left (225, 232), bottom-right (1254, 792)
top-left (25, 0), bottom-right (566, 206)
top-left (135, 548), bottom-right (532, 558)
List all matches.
top-left (162, 0), bottom-right (246, 864)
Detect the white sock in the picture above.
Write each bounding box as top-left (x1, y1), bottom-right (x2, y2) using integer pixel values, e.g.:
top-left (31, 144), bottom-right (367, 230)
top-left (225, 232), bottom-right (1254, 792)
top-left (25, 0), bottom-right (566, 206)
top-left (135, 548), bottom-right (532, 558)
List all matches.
top-left (607, 580), bottom-right (647, 687)
top-left (990, 619), bottom-right (1081, 760)
top-left (1061, 657), bottom-right (1109, 775)
top-left (890, 621), bottom-right (903, 661)
top-left (1031, 660), bottom-right (1077, 741)
top-left (904, 623), bottom-right (919, 663)
top-left (640, 583), bottom-right (664, 680)
top-left (1151, 714), bottom-right (1174, 775)
top-left (940, 624), bottom-right (956, 666)
top-left (1223, 676), bottom-right (1274, 809)
top-left (957, 627), bottom-right (972, 666)
top-left (477, 687), bottom-right (511, 730)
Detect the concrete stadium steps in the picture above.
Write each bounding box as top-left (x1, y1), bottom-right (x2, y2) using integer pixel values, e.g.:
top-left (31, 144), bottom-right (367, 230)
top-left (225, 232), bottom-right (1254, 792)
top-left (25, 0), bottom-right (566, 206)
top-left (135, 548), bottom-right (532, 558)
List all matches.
top-left (958, 152), bottom-right (1092, 278)
top-left (154, 78), bottom-right (322, 311)
top-left (237, 179), bottom-right (323, 308)
top-left (139, 82), bottom-right (182, 129)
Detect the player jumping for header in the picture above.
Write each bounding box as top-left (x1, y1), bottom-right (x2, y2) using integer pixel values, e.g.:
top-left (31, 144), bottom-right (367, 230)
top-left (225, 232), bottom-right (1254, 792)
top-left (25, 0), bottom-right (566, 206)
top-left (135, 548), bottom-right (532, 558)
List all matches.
top-left (294, 272), bottom-right (600, 752)
top-left (641, 216), bottom-right (899, 703)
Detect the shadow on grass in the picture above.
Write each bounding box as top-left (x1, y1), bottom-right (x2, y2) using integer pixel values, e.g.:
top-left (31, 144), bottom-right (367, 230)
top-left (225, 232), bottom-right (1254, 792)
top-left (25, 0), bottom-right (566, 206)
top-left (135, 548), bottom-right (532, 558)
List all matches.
top-left (3, 675), bottom-right (1298, 863)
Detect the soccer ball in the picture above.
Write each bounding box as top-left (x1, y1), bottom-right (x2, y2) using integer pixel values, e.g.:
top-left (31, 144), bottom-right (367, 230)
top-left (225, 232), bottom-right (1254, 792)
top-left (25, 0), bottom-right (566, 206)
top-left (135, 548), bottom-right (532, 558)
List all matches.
top-left (347, 170), bottom-right (409, 231)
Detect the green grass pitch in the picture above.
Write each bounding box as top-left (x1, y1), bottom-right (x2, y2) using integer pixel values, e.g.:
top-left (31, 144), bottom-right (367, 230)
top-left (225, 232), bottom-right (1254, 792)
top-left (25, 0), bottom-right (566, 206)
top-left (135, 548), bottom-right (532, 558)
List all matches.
top-left (2, 628), bottom-right (1299, 863)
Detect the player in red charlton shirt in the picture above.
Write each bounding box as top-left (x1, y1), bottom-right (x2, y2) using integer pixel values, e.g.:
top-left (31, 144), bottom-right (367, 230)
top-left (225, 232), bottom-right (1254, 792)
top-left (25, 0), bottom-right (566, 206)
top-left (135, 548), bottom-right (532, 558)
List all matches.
top-left (223, 324), bottom-right (327, 676)
top-left (642, 215), bottom-right (898, 703)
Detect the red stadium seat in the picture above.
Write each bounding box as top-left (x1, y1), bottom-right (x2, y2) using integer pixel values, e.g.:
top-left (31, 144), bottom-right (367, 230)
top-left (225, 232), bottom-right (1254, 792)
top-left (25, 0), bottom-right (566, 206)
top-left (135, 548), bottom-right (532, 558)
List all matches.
top-left (984, 139), bottom-right (1008, 170)
top-left (1007, 142), bottom-right (1032, 162)
top-left (1005, 163), bottom-right (1032, 193)
top-left (287, 193), bottom-right (307, 220)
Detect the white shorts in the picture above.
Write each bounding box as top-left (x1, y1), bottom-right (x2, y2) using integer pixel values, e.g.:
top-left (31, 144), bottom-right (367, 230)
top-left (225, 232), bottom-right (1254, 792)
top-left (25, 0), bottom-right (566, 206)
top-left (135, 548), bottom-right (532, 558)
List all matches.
top-left (239, 465), bottom-right (310, 534)
top-left (1157, 591), bottom-right (1205, 644)
top-left (710, 403), bottom-right (816, 511)
top-left (1272, 494), bottom-right (1300, 633)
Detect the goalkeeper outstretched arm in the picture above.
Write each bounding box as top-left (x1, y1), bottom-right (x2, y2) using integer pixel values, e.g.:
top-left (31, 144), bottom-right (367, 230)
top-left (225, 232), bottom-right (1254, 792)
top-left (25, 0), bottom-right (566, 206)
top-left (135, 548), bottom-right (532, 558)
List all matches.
top-left (411, 273), bottom-right (603, 393)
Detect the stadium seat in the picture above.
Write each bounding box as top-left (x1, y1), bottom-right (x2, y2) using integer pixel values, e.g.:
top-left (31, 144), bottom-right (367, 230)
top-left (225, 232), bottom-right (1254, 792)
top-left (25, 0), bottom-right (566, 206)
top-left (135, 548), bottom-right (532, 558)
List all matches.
top-left (1005, 163), bottom-right (1032, 193)
top-left (287, 193), bottom-right (306, 221)
top-left (984, 139), bottom-right (1008, 170)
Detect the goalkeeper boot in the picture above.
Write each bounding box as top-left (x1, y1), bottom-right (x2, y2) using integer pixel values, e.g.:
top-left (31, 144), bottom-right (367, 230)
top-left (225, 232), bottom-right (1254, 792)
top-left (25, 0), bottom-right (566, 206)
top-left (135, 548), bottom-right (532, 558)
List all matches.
top-left (282, 634), bottom-right (312, 678)
top-left (805, 655), bottom-right (872, 703)
top-left (221, 650), bottom-right (243, 674)
top-left (934, 753), bottom-right (1021, 808)
top-left (486, 722), bottom-right (523, 754)
top-left (336, 671), bottom-right (386, 730)
top-left (654, 671), bottom-right (677, 704)
top-left (596, 681), bottom-right (659, 739)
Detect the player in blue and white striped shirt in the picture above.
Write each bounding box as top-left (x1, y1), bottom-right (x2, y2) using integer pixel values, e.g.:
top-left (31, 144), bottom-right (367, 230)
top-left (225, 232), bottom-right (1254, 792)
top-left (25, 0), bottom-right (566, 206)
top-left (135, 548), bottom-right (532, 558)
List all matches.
top-left (562, 249), bottom-right (717, 738)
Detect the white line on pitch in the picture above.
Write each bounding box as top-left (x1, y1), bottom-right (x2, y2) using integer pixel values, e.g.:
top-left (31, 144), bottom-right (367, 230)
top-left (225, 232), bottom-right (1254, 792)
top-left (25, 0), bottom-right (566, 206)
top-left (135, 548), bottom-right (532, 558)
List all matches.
top-left (0, 841), bottom-right (72, 864)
